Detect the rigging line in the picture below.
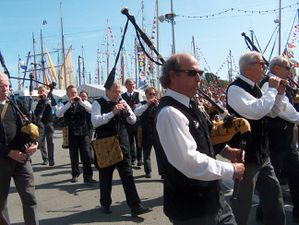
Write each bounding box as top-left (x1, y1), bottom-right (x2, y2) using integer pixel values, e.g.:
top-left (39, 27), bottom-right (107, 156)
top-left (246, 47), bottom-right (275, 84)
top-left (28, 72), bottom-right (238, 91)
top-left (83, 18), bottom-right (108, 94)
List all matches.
top-left (262, 25), bottom-right (279, 54)
top-left (268, 31), bottom-right (279, 62)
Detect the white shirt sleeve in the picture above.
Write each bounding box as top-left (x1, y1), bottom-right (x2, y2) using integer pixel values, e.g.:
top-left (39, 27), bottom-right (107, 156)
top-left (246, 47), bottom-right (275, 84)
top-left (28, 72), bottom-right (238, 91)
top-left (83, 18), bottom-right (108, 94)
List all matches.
top-left (156, 106), bottom-right (234, 181)
top-left (227, 84), bottom-right (281, 120)
top-left (134, 103), bottom-right (148, 117)
top-left (56, 102), bottom-right (71, 118)
top-left (91, 100), bottom-right (114, 128)
top-left (79, 100), bottom-right (92, 113)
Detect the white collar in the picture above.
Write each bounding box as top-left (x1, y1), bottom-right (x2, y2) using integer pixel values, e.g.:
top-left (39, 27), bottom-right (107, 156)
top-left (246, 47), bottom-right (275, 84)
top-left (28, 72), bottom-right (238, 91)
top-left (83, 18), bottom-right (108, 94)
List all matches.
top-left (164, 89), bottom-right (191, 108)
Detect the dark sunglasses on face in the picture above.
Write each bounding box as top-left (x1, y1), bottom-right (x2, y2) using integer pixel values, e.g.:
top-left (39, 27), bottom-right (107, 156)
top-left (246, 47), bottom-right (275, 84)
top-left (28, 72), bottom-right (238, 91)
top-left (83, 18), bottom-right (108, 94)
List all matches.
top-left (176, 69), bottom-right (204, 77)
top-left (148, 93), bottom-right (156, 96)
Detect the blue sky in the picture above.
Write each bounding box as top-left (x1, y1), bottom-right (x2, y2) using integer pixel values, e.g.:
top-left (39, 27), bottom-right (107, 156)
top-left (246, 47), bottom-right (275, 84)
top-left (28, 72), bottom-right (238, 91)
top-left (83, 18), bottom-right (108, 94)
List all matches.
top-left (0, 0), bottom-right (298, 89)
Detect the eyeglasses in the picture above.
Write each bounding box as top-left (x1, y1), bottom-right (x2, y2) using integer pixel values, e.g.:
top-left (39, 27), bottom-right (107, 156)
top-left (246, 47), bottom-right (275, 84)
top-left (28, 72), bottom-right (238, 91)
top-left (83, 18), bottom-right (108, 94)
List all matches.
top-left (251, 61), bottom-right (266, 66)
top-left (176, 69), bottom-right (204, 77)
top-left (147, 93), bottom-right (156, 96)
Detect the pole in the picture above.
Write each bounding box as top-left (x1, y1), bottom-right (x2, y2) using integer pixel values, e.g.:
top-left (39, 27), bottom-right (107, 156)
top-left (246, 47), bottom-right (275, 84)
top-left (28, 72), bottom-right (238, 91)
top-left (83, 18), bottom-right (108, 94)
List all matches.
top-left (170, 0), bottom-right (176, 54)
top-left (278, 0), bottom-right (282, 55)
top-left (156, 0), bottom-right (161, 90)
top-left (40, 29), bottom-right (46, 85)
top-left (32, 32), bottom-right (38, 88)
top-left (78, 56), bottom-right (81, 86)
top-left (60, 1), bottom-right (67, 88)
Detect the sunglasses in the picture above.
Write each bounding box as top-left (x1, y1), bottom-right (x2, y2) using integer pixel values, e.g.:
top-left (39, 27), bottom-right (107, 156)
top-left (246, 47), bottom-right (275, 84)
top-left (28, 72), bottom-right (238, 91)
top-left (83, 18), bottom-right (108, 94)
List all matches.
top-left (147, 93), bottom-right (156, 96)
top-left (176, 69), bottom-right (204, 77)
top-left (251, 61), bottom-right (266, 66)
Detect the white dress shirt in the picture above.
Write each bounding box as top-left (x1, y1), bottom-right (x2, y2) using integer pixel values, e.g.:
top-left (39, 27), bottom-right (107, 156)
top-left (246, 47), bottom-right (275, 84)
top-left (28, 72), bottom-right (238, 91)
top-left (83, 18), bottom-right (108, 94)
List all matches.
top-left (91, 95), bottom-right (136, 128)
top-left (227, 75), bottom-right (286, 120)
top-left (134, 102), bottom-right (149, 117)
top-left (56, 99), bottom-right (92, 118)
top-left (261, 80), bottom-right (299, 124)
top-left (156, 89), bottom-right (234, 181)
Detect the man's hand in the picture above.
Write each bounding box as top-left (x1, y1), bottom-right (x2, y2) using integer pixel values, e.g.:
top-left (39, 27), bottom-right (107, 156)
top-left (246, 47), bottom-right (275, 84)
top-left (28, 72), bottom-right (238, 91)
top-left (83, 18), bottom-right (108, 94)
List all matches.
top-left (268, 76), bottom-right (281, 89)
top-left (233, 163), bottom-right (245, 180)
top-left (25, 142), bottom-right (38, 156)
top-left (8, 150), bottom-right (28, 163)
top-left (221, 145), bottom-right (245, 163)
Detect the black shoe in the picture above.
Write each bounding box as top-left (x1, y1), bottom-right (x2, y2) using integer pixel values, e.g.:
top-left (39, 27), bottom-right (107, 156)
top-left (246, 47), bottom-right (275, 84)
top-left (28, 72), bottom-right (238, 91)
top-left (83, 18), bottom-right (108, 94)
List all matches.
top-left (101, 205), bottom-right (112, 214)
top-left (131, 205), bottom-right (152, 216)
top-left (70, 176), bottom-right (78, 183)
top-left (84, 179), bottom-right (97, 184)
top-left (131, 161), bottom-right (136, 166)
top-left (293, 208), bottom-right (299, 223)
top-left (145, 173), bottom-right (151, 178)
top-left (49, 162), bottom-right (55, 167)
top-left (137, 161), bottom-right (143, 167)
top-left (41, 160), bottom-right (48, 165)
top-left (256, 204), bottom-right (263, 222)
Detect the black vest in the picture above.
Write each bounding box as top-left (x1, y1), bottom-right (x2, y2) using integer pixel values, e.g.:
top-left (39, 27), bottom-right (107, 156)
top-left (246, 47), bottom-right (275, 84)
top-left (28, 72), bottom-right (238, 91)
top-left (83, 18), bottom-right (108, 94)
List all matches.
top-left (121, 92), bottom-right (139, 108)
top-left (226, 78), bottom-right (269, 163)
top-left (155, 96), bottom-right (222, 220)
top-left (139, 100), bottom-right (158, 141)
top-left (63, 102), bottom-right (90, 137)
top-left (94, 98), bottom-right (130, 154)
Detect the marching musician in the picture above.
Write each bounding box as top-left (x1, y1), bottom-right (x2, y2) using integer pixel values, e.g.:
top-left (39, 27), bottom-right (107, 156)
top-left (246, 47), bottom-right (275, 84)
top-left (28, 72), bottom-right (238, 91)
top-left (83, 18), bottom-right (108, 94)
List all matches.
top-left (91, 80), bottom-right (151, 216)
top-left (134, 86), bottom-right (164, 178)
top-left (56, 85), bottom-right (95, 184)
top-left (155, 53), bottom-right (244, 225)
top-left (33, 85), bottom-right (56, 166)
top-left (260, 55), bottom-right (299, 222)
top-left (0, 72), bottom-right (39, 225)
top-left (121, 78), bottom-right (143, 167)
top-left (226, 51), bottom-right (286, 225)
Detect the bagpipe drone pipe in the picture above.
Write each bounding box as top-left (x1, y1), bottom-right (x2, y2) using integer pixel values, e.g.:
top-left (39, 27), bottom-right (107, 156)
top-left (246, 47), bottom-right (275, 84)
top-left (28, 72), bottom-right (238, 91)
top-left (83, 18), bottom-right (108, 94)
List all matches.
top-left (0, 50), bottom-right (39, 152)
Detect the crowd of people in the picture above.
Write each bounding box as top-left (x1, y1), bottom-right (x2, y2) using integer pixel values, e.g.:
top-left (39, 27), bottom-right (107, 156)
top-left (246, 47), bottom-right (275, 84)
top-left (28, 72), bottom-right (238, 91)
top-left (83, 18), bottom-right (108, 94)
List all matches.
top-left (1, 50), bottom-right (299, 225)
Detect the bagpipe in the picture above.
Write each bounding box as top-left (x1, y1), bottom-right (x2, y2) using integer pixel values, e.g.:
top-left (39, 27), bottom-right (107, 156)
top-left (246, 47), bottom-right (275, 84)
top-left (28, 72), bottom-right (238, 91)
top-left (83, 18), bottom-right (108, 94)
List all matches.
top-left (0, 50), bottom-right (52, 151)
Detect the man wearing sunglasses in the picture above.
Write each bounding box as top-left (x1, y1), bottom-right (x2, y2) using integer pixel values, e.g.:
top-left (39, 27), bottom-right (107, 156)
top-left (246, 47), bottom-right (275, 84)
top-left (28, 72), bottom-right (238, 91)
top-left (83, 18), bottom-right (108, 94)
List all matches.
top-left (155, 53), bottom-right (245, 225)
top-left (259, 55), bottom-right (299, 223)
top-left (227, 51), bottom-right (286, 225)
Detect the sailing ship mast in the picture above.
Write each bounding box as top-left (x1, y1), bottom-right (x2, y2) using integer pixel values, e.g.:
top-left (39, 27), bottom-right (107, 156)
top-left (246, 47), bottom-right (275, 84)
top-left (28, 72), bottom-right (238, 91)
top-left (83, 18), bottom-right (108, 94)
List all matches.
top-left (60, 1), bottom-right (67, 88)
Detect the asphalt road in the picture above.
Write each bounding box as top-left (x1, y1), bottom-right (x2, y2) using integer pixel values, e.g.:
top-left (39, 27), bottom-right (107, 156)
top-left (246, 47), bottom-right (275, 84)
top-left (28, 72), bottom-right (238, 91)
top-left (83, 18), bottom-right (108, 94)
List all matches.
top-left (7, 129), bottom-right (297, 225)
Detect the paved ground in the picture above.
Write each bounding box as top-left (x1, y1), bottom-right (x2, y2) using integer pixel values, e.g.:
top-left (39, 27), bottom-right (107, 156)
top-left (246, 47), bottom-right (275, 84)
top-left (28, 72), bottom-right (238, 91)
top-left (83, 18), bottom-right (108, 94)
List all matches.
top-left (7, 129), bottom-right (297, 225)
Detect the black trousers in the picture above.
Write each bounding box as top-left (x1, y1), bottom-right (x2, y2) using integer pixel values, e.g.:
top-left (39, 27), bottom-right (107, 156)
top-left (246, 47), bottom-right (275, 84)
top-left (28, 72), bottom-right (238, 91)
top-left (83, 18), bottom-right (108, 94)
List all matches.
top-left (127, 125), bottom-right (142, 163)
top-left (98, 155), bottom-right (141, 209)
top-left (268, 125), bottom-right (299, 210)
top-left (142, 135), bottom-right (164, 176)
top-left (69, 134), bottom-right (93, 181)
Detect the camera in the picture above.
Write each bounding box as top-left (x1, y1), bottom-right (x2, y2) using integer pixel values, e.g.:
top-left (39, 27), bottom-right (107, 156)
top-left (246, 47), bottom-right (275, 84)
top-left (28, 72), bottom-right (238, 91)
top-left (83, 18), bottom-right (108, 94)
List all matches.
top-left (74, 97), bottom-right (79, 101)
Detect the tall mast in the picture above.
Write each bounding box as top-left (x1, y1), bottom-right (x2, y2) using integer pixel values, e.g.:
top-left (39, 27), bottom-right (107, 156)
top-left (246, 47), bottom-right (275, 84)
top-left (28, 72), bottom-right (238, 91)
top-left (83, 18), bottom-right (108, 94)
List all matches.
top-left (60, 1), bottom-right (67, 88)
top-left (77, 56), bottom-right (81, 86)
top-left (97, 48), bottom-right (101, 85)
top-left (106, 19), bottom-right (110, 80)
top-left (81, 45), bottom-right (85, 85)
top-left (32, 32), bottom-right (38, 88)
top-left (156, 0), bottom-right (160, 90)
top-left (40, 29), bottom-right (46, 84)
top-left (227, 50), bottom-right (233, 82)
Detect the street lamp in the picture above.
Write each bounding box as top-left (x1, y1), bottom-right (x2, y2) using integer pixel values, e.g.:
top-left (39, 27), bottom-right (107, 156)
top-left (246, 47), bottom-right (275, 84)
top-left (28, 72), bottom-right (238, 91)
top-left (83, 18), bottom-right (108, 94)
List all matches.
top-left (158, 0), bottom-right (176, 54)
